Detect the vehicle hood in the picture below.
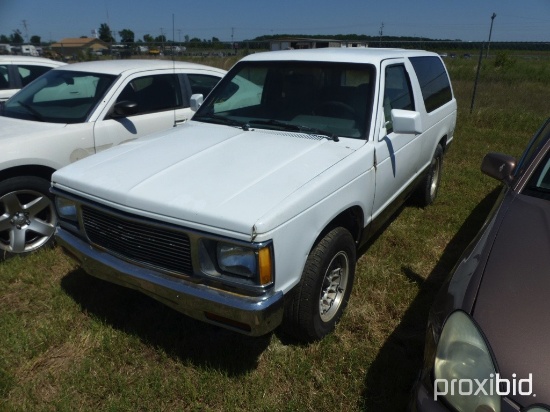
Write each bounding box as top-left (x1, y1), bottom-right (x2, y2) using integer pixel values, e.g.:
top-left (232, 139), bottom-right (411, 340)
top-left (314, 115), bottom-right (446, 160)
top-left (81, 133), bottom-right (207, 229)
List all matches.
top-left (0, 116), bottom-right (67, 140)
top-left (52, 122), bottom-right (358, 236)
top-left (473, 193), bottom-right (550, 406)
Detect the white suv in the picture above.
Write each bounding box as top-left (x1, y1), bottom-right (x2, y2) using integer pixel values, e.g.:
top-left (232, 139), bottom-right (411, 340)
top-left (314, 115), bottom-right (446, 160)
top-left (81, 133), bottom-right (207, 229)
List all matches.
top-left (0, 59), bottom-right (226, 258)
top-left (52, 48), bottom-right (457, 341)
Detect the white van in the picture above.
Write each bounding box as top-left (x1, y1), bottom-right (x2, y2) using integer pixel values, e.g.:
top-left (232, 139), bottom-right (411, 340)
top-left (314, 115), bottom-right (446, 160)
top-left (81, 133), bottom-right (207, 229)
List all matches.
top-left (20, 45), bottom-right (39, 57)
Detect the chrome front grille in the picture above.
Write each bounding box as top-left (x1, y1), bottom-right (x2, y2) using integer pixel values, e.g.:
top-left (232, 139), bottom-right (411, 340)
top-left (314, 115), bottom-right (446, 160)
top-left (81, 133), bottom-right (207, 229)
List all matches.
top-left (81, 206), bottom-right (193, 275)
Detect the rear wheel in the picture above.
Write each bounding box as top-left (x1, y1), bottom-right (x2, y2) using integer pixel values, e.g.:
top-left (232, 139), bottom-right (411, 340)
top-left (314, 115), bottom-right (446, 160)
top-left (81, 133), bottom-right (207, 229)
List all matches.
top-left (0, 176), bottom-right (57, 260)
top-left (282, 227), bottom-right (356, 342)
top-left (415, 144), bottom-right (443, 207)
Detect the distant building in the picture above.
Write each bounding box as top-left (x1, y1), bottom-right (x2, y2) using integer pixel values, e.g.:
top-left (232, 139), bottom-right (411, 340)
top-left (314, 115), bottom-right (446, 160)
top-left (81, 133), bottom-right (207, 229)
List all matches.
top-left (270, 38), bottom-right (368, 51)
top-left (51, 37), bottom-right (109, 57)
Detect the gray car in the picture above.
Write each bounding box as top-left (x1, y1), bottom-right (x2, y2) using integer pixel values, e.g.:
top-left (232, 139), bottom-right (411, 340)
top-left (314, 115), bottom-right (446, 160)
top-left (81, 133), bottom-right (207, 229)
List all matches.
top-left (412, 118), bottom-right (550, 412)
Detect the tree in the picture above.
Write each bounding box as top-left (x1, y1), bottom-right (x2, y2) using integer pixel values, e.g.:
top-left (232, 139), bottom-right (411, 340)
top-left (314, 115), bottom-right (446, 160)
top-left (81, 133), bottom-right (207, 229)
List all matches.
top-left (0, 35), bottom-right (10, 43)
top-left (143, 34), bottom-right (154, 43)
top-left (118, 29), bottom-right (134, 43)
top-left (98, 23), bottom-right (114, 43)
top-left (30, 35), bottom-right (41, 45)
top-left (155, 35), bottom-right (166, 43)
top-left (10, 29), bottom-right (24, 44)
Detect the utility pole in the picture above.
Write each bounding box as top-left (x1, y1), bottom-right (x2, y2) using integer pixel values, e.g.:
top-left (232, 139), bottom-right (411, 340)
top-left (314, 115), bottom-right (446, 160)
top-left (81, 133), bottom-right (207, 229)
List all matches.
top-left (486, 13), bottom-right (496, 58)
top-left (379, 22), bottom-right (384, 47)
top-left (22, 20), bottom-right (29, 43)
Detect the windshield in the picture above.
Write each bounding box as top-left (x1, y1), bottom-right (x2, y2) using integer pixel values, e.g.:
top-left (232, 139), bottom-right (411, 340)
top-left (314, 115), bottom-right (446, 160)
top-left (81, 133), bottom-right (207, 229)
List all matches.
top-left (515, 118), bottom-right (550, 178)
top-left (1, 69), bottom-right (116, 123)
top-left (521, 119), bottom-right (550, 200)
top-left (194, 61), bottom-right (375, 139)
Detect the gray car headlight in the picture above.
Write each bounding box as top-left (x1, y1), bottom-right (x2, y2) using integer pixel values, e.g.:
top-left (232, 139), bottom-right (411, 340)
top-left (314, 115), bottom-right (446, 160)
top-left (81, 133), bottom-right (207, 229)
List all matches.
top-left (434, 311), bottom-right (499, 412)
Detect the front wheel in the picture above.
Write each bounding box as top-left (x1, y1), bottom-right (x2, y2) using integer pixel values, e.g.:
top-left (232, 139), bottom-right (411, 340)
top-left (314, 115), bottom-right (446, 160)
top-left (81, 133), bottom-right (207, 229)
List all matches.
top-left (0, 176), bottom-right (57, 260)
top-left (282, 227), bottom-right (356, 342)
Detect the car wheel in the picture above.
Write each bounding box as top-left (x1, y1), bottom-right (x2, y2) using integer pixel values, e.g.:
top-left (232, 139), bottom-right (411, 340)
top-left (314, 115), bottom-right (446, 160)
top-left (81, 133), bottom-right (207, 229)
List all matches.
top-left (282, 227), bottom-right (356, 342)
top-left (416, 144), bottom-right (443, 207)
top-left (0, 176), bottom-right (57, 260)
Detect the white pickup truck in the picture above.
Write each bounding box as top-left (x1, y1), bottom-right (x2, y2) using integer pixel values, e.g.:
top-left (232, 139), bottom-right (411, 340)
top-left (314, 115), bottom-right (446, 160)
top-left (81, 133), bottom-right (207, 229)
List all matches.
top-left (52, 48), bottom-right (457, 342)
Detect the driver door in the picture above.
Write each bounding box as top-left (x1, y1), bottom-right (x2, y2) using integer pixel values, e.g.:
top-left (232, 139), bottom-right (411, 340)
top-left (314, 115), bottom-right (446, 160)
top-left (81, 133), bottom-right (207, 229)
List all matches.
top-left (93, 72), bottom-right (189, 152)
top-left (372, 59), bottom-right (422, 217)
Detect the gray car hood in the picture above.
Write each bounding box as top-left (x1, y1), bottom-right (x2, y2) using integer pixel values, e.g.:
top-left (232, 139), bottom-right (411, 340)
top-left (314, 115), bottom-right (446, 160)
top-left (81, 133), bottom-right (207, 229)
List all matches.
top-left (52, 121), bottom-right (358, 237)
top-left (473, 193), bottom-right (550, 406)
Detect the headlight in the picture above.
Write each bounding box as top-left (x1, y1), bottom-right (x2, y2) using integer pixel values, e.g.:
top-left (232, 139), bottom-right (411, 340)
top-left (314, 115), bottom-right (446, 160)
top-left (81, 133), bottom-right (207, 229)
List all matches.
top-left (55, 196), bottom-right (78, 222)
top-left (434, 311), bottom-right (499, 412)
top-left (217, 243), bottom-right (257, 278)
top-left (199, 239), bottom-right (273, 287)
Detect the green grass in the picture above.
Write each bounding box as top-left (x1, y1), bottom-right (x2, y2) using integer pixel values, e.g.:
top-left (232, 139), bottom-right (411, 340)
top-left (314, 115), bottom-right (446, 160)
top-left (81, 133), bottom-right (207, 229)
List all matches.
top-left (1, 56), bottom-right (549, 412)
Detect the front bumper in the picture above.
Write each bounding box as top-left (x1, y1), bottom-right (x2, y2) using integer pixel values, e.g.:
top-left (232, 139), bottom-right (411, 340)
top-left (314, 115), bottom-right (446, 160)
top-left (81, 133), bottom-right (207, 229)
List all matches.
top-left (56, 227), bottom-right (284, 336)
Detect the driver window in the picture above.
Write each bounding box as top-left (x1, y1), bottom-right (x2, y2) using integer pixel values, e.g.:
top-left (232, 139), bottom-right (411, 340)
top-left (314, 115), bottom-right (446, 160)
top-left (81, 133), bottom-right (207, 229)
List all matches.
top-left (383, 64), bottom-right (414, 132)
top-left (117, 74), bottom-right (181, 116)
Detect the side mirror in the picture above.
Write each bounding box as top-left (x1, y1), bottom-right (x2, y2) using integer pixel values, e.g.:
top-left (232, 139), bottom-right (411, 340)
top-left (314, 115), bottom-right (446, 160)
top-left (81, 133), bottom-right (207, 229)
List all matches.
top-left (481, 152), bottom-right (517, 183)
top-left (112, 100), bottom-right (138, 117)
top-left (190, 93), bottom-right (204, 112)
top-left (391, 109), bottom-right (423, 134)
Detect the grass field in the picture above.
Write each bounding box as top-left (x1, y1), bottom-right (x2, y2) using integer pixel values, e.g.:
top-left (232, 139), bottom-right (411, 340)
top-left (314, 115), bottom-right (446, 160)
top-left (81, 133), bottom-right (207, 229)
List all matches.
top-left (1, 53), bottom-right (549, 411)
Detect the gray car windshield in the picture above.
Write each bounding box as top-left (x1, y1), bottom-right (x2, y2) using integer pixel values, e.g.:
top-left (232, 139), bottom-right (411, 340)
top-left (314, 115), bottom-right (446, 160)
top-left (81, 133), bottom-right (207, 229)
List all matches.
top-left (194, 61), bottom-right (375, 139)
top-left (1, 70), bottom-right (116, 123)
top-left (520, 119), bottom-right (550, 200)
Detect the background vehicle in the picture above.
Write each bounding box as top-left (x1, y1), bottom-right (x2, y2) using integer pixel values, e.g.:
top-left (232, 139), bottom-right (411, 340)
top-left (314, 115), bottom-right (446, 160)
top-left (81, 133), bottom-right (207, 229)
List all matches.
top-left (0, 59), bottom-right (226, 258)
top-left (0, 55), bottom-right (65, 101)
top-left (412, 118), bottom-right (550, 411)
top-left (52, 48), bottom-right (456, 342)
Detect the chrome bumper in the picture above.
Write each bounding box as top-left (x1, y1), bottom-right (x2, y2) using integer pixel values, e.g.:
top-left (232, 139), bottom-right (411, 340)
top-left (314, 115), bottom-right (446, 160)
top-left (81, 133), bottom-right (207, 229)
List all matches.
top-left (55, 227), bottom-right (284, 336)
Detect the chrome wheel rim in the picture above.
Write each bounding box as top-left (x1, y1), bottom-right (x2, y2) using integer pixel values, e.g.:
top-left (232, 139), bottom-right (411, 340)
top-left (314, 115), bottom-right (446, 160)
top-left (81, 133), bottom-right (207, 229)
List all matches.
top-left (0, 190), bottom-right (57, 254)
top-left (319, 251), bottom-right (349, 322)
top-left (430, 156), bottom-right (441, 199)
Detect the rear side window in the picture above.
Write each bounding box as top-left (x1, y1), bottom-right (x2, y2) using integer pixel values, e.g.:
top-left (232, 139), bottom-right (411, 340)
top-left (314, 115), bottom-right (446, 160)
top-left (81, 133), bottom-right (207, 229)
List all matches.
top-left (409, 56), bottom-right (452, 113)
top-left (0, 65), bottom-right (10, 89)
top-left (18, 65), bottom-right (52, 87)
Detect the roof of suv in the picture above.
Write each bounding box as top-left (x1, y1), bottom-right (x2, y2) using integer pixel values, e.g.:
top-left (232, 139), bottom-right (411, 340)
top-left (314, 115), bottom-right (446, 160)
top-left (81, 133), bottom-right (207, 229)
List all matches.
top-left (53, 59), bottom-right (227, 76)
top-left (242, 47), bottom-right (438, 64)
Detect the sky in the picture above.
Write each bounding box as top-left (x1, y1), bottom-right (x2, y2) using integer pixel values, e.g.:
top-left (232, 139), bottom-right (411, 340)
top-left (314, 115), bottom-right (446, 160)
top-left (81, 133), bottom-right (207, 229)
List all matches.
top-left (0, 0), bottom-right (549, 44)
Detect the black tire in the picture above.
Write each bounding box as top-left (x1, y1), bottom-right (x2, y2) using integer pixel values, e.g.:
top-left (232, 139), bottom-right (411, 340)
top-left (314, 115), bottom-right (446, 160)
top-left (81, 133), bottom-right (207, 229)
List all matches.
top-left (282, 227), bottom-right (356, 342)
top-left (415, 144), bottom-right (444, 207)
top-left (0, 176), bottom-right (57, 260)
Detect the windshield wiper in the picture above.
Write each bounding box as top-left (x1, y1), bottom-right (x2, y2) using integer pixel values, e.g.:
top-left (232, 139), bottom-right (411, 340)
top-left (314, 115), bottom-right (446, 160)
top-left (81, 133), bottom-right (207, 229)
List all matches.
top-left (18, 102), bottom-right (45, 122)
top-left (248, 120), bottom-right (339, 142)
top-left (193, 113), bottom-right (249, 131)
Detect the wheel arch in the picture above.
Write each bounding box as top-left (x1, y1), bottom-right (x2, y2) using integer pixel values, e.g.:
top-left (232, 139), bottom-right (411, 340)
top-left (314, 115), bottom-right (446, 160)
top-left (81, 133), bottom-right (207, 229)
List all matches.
top-left (311, 205), bottom-right (364, 253)
top-left (438, 134), bottom-right (448, 152)
top-left (0, 165), bottom-right (56, 183)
